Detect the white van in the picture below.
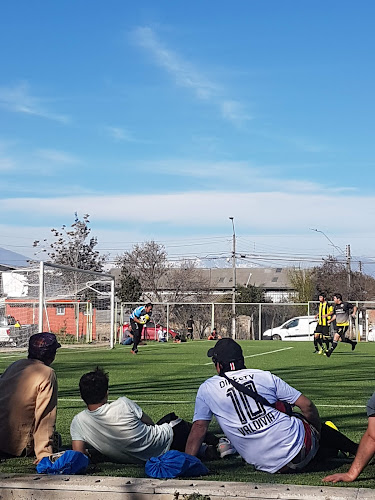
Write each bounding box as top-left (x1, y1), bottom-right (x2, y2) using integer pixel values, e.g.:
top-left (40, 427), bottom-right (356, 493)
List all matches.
top-left (263, 316), bottom-right (317, 341)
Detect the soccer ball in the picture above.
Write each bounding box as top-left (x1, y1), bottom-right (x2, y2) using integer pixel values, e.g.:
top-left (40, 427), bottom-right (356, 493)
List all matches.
top-left (139, 314), bottom-right (150, 325)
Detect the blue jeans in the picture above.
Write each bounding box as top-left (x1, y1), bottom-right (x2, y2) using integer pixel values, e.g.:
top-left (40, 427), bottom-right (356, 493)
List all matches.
top-left (121, 337), bottom-right (133, 345)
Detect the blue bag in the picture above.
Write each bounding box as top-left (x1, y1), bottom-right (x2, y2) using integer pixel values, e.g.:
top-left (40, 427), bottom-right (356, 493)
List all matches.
top-left (36, 450), bottom-right (89, 475)
top-left (145, 450), bottom-right (209, 479)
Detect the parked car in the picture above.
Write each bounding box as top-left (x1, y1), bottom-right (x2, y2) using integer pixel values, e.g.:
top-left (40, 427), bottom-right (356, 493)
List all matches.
top-left (262, 316), bottom-right (317, 341)
top-left (0, 317), bottom-right (38, 347)
top-left (121, 321), bottom-right (179, 341)
top-left (0, 316), bottom-right (13, 345)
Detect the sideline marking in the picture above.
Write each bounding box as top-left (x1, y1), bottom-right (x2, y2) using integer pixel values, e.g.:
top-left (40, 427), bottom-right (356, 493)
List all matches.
top-left (204, 346), bottom-right (294, 365)
top-left (58, 398), bottom-right (366, 408)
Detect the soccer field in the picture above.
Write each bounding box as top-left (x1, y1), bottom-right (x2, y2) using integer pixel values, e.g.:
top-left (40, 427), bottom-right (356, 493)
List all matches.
top-left (1, 339), bottom-right (374, 487)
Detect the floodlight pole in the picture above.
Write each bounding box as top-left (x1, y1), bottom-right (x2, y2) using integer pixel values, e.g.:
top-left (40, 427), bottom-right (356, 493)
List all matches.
top-left (229, 217), bottom-right (236, 339)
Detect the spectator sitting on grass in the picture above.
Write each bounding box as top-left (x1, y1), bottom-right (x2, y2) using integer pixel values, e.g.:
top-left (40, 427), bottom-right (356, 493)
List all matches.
top-left (173, 333), bottom-right (187, 343)
top-left (157, 326), bottom-right (167, 342)
top-left (0, 332), bottom-right (61, 463)
top-left (120, 325), bottom-right (134, 346)
top-left (185, 338), bottom-right (358, 474)
top-left (208, 328), bottom-right (221, 341)
top-left (70, 367), bottom-right (219, 464)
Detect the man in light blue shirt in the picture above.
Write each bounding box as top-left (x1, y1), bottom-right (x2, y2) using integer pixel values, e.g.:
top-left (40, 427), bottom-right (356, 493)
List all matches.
top-left (129, 303), bottom-right (153, 354)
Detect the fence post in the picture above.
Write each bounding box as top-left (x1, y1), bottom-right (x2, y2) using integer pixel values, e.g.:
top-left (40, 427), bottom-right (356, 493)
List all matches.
top-left (86, 302), bottom-right (90, 343)
top-left (166, 303), bottom-right (170, 341)
top-left (38, 261), bottom-right (44, 332)
top-left (110, 279), bottom-right (115, 349)
top-left (211, 303), bottom-right (215, 332)
top-left (258, 303), bottom-right (262, 340)
top-left (356, 301), bottom-right (359, 341)
top-left (75, 302), bottom-right (79, 342)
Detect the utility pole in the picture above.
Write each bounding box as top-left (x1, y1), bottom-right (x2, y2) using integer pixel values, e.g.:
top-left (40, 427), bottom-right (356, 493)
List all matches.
top-left (229, 217), bottom-right (236, 339)
top-left (346, 244), bottom-right (351, 296)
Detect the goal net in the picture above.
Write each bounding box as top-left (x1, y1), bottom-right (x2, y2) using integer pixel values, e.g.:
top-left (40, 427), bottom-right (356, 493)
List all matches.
top-left (0, 262), bottom-right (115, 348)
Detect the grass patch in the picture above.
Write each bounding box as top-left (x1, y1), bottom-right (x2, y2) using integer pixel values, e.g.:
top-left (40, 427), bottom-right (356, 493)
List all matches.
top-left (1, 340), bottom-right (375, 487)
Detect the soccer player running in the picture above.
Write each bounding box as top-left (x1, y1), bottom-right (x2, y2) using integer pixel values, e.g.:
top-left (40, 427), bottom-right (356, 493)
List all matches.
top-left (325, 293), bottom-right (357, 358)
top-left (313, 293), bottom-right (333, 354)
top-left (129, 303), bottom-right (153, 355)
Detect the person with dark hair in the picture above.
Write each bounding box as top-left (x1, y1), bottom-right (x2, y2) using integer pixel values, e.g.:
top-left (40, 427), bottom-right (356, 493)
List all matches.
top-left (325, 293), bottom-right (358, 358)
top-left (129, 303), bottom-right (153, 354)
top-left (185, 338), bottom-right (358, 474)
top-left (313, 293), bottom-right (333, 354)
top-left (0, 332), bottom-right (61, 462)
top-left (208, 328), bottom-right (221, 341)
top-left (186, 316), bottom-right (194, 340)
top-left (70, 367), bottom-right (219, 464)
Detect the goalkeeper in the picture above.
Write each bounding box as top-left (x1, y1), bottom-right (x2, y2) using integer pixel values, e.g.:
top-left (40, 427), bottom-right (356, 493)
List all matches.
top-left (313, 293), bottom-right (333, 354)
top-left (130, 303), bottom-right (153, 355)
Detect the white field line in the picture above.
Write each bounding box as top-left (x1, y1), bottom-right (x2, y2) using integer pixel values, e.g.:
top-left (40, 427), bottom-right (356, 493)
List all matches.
top-left (58, 398), bottom-right (366, 408)
top-left (204, 346), bottom-right (294, 365)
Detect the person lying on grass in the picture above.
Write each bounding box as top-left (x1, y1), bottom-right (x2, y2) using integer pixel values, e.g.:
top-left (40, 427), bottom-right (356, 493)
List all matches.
top-left (71, 367), bottom-right (219, 464)
top-left (185, 338), bottom-right (358, 474)
top-left (323, 391), bottom-right (375, 483)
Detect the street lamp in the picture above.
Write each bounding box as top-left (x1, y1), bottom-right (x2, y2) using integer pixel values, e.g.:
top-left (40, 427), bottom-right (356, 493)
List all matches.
top-left (309, 228), bottom-right (344, 255)
top-left (229, 217), bottom-right (236, 339)
top-left (310, 228), bottom-right (351, 294)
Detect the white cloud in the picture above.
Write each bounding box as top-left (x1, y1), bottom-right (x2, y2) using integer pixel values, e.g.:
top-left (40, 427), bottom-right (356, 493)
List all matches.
top-left (0, 83), bottom-right (70, 124)
top-left (132, 27), bottom-right (218, 100)
top-left (132, 26), bottom-right (250, 127)
top-left (106, 126), bottom-right (136, 142)
top-left (0, 157), bottom-right (15, 171)
top-left (35, 149), bottom-right (82, 165)
top-left (1, 191), bottom-right (374, 237)
top-left (220, 100), bottom-right (252, 126)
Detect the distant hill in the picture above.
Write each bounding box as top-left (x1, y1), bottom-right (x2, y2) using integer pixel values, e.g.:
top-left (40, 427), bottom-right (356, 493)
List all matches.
top-left (0, 247), bottom-right (30, 268)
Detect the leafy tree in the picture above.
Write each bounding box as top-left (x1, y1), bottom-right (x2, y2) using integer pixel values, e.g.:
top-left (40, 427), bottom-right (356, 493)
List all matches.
top-left (236, 284), bottom-right (268, 304)
top-left (288, 268), bottom-right (316, 303)
top-left (116, 267), bottom-right (142, 302)
top-left (33, 214), bottom-right (106, 271)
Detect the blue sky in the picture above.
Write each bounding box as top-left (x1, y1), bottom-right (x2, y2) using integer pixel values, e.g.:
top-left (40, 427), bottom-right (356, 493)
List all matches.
top-left (0, 1), bottom-right (374, 270)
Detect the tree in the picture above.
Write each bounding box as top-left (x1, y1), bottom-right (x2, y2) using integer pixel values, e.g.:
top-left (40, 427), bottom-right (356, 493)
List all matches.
top-left (311, 257), bottom-right (375, 301)
top-left (288, 268), bottom-right (316, 303)
top-left (236, 284), bottom-right (269, 304)
top-left (116, 241), bottom-right (169, 301)
top-left (165, 261), bottom-right (211, 303)
top-left (116, 267), bottom-right (142, 303)
top-left (33, 214), bottom-right (106, 271)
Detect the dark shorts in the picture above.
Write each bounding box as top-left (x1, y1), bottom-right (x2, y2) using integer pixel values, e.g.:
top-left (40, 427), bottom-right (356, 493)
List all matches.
top-left (336, 325), bottom-right (349, 340)
top-left (314, 324), bottom-right (330, 337)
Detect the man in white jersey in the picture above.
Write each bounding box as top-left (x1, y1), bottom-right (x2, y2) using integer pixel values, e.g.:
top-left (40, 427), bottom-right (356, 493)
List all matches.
top-left (71, 367), bottom-right (219, 464)
top-left (185, 338), bottom-right (358, 473)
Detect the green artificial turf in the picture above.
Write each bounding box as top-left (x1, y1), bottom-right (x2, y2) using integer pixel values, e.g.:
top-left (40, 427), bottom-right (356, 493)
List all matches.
top-left (1, 339), bottom-right (375, 488)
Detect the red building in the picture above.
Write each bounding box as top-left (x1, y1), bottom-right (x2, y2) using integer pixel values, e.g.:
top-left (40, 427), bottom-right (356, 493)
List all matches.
top-left (5, 298), bottom-right (96, 340)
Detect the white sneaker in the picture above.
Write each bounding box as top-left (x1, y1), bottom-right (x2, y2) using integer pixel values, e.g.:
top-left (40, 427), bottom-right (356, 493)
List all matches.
top-left (217, 437), bottom-right (237, 458)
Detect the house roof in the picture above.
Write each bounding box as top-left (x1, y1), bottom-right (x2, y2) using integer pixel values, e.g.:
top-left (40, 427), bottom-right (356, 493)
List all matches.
top-left (110, 266), bottom-right (293, 292)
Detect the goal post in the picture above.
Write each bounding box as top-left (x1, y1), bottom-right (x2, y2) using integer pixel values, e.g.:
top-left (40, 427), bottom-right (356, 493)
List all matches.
top-left (1, 262), bottom-right (115, 348)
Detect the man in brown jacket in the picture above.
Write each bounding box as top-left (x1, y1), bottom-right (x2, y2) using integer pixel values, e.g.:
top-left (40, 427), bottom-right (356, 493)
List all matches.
top-left (0, 332), bottom-right (60, 462)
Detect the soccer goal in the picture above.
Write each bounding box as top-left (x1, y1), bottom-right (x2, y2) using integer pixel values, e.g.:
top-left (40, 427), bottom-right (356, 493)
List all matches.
top-left (0, 262), bottom-right (115, 348)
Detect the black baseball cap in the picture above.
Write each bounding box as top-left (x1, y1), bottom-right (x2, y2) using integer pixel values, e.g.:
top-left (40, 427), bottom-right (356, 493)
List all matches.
top-left (29, 332), bottom-right (61, 357)
top-left (207, 337), bottom-right (244, 363)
